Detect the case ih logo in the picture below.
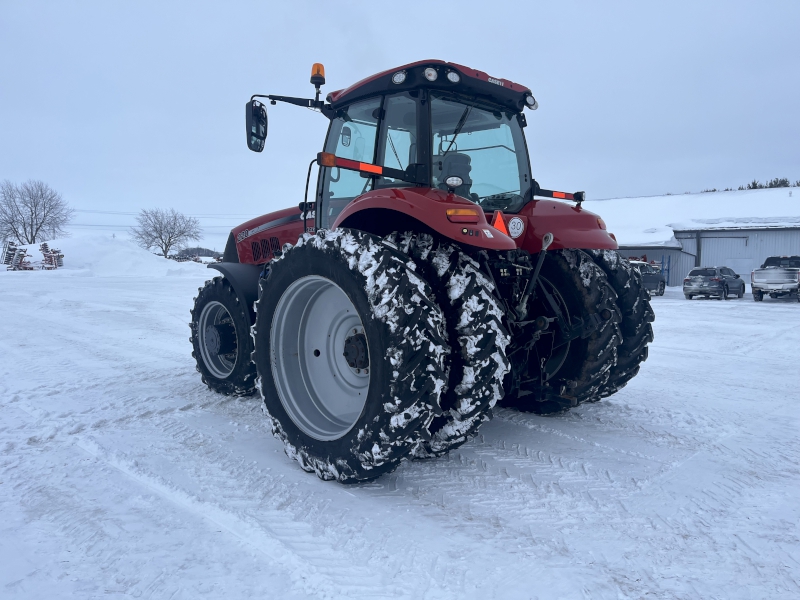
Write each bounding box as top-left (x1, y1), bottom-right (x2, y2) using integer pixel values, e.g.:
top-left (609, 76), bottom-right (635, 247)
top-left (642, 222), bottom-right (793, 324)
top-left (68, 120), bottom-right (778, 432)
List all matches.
top-left (488, 77), bottom-right (504, 86)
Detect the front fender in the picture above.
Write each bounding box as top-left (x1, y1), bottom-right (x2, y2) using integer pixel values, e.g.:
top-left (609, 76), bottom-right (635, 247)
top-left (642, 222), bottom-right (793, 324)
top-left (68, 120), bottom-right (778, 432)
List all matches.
top-left (207, 262), bottom-right (262, 323)
top-left (332, 187), bottom-right (516, 251)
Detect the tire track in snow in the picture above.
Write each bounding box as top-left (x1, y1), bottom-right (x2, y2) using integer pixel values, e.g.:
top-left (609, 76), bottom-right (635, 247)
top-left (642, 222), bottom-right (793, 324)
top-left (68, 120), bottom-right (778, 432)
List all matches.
top-left (75, 437), bottom-right (385, 599)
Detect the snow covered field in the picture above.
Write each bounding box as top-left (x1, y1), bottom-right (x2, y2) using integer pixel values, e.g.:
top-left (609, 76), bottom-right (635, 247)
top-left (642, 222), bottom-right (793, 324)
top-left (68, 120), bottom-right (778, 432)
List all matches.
top-left (2, 238), bottom-right (799, 599)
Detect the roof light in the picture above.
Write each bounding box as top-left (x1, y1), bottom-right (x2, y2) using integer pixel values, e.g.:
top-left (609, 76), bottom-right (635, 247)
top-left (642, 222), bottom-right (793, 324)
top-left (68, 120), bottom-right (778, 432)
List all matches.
top-left (525, 94), bottom-right (538, 110)
top-left (445, 176), bottom-right (463, 189)
top-left (446, 71), bottom-right (460, 83)
top-left (392, 70), bottom-right (407, 84)
top-left (424, 67), bottom-right (438, 82)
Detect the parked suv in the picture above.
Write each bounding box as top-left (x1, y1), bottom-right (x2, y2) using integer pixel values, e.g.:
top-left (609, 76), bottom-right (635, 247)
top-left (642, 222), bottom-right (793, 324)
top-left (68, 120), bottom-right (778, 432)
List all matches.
top-left (683, 266), bottom-right (745, 300)
top-left (630, 261), bottom-right (666, 296)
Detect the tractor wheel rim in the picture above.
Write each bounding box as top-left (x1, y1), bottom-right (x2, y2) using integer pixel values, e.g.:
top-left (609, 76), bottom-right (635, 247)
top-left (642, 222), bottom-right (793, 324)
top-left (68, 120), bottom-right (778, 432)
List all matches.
top-left (271, 275), bottom-right (370, 441)
top-left (198, 301), bottom-right (238, 379)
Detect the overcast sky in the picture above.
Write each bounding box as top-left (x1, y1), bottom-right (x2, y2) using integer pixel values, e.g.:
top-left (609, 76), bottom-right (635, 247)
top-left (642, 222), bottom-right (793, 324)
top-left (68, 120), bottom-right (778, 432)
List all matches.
top-left (2, 1), bottom-right (798, 250)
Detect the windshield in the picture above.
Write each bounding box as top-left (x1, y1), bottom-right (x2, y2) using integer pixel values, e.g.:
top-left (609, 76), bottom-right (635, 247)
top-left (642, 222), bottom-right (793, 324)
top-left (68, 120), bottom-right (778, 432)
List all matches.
top-left (430, 94), bottom-right (531, 213)
top-left (763, 256), bottom-right (800, 268)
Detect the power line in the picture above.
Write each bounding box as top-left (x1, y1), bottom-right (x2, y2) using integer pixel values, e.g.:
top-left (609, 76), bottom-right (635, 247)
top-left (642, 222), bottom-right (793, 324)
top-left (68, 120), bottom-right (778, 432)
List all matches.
top-left (74, 208), bottom-right (259, 218)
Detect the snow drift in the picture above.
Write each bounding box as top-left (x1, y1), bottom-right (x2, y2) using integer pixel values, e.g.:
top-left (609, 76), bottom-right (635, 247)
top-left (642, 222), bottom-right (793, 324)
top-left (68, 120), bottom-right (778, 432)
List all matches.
top-left (0, 234), bottom-right (208, 277)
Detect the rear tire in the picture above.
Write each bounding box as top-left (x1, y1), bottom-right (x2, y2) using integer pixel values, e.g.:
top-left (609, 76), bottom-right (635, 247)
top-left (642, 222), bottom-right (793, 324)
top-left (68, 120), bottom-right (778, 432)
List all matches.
top-left (190, 277), bottom-right (257, 396)
top-left (685, 294), bottom-right (693, 300)
top-left (753, 291), bottom-right (763, 302)
top-left (253, 229), bottom-right (449, 482)
top-left (720, 286), bottom-right (728, 300)
top-left (392, 232), bottom-right (510, 458)
top-left (587, 250), bottom-right (655, 399)
top-left (657, 281), bottom-right (665, 296)
top-left (504, 249), bottom-right (622, 414)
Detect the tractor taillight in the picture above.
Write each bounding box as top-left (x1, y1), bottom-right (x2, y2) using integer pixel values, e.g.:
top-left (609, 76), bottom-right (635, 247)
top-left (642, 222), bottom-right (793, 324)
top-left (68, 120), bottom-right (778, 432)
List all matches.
top-left (446, 209), bottom-right (479, 223)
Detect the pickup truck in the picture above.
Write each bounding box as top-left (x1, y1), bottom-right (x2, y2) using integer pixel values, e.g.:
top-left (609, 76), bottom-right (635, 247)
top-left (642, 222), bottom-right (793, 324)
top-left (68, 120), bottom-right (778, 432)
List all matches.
top-left (751, 256), bottom-right (800, 302)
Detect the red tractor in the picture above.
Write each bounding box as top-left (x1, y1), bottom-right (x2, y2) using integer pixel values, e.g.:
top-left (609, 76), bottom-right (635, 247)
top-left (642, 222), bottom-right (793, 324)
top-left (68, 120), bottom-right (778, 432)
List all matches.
top-left (190, 61), bottom-right (654, 482)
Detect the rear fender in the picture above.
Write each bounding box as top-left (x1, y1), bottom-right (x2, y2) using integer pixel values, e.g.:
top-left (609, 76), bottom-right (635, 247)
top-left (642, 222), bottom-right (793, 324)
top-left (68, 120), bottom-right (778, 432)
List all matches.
top-left (492, 200), bottom-right (618, 252)
top-left (207, 262), bottom-right (262, 323)
top-left (333, 187), bottom-right (516, 251)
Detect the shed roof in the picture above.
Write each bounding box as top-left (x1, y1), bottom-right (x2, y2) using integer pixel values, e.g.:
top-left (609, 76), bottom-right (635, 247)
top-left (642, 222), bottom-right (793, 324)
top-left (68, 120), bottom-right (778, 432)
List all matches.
top-left (584, 188), bottom-right (800, 247)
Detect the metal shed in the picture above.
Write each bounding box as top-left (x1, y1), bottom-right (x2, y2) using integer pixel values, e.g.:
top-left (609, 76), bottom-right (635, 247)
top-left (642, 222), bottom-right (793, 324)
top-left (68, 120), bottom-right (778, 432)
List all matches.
top-left (673, 226), bottom-right (800, 279)
top-left (589, 188), bottom-right (800, 286)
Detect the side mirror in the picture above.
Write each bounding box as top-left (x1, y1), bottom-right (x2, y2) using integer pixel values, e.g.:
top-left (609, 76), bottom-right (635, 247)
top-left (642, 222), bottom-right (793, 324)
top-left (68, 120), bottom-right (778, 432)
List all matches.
top-left (341, 126), bottom-right (352, 147)
top-left (245, 99), bottom-right (268, 152)
top-left (735, 274), bottom-right (740, 279)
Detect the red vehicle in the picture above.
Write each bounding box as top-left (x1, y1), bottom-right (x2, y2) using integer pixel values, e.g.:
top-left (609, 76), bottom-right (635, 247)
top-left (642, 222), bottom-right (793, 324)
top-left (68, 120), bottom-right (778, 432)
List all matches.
top-left (190, 61), bottom-right (654, 482)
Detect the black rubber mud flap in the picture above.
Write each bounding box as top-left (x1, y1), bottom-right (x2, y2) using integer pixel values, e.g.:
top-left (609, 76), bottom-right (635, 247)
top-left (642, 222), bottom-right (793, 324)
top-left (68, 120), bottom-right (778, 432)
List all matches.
top-left (207, 262), bottom-right (262, 323)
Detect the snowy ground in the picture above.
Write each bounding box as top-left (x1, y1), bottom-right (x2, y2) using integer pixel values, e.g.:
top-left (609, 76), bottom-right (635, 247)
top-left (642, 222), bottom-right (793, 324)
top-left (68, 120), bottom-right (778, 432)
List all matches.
top-left (2, 238), bottom-right (799, 599)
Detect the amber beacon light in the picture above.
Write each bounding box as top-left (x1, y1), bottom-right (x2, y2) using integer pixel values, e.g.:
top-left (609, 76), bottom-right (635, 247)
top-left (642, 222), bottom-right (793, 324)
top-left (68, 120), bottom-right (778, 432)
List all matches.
top-left (310, 63), bottom-right (326, 87)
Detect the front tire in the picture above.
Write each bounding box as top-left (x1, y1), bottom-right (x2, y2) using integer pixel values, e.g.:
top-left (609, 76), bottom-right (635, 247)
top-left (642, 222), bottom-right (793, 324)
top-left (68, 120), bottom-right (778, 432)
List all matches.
top-left (253, 230), bottom-right (449, 482)
top-left (190, 277), bottom-right (257, 396)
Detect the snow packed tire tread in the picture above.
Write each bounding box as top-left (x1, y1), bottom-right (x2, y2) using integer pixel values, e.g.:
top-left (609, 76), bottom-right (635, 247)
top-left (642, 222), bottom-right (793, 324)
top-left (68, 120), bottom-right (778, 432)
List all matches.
top-left (252, 229), bottom-right (449, 483)
top-left (587, 249), bottom-right (655, 398)
top-left (190, 277), bottom-right (257, 396)
top-left (392, 232), bottom-right (511, 458)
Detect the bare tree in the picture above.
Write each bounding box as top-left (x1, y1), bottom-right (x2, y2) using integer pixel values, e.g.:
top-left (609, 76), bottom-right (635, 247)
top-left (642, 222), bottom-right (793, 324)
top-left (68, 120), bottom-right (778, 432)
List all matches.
top-left (0, 180), bottom-right (74, 244)
top-left (130, 208), bottom-right (202, 258)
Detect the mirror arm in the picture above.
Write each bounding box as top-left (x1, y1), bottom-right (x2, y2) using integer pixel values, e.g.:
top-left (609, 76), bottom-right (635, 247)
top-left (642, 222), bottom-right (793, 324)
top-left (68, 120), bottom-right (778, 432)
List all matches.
top-left (250, 94), bottom-right (333, 118)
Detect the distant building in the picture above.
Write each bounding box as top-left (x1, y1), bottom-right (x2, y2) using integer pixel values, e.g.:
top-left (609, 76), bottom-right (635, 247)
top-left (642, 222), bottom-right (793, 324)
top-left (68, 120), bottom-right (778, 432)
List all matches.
top-left (587, 188), bottom-right (799, 286)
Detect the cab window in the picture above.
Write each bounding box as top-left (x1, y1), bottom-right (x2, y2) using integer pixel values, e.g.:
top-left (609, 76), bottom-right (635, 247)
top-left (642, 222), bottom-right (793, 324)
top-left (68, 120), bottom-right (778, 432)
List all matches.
top-left (318, 97), bottom-right (381, 228)
top-left (375, 93), bottom-right (418, 188)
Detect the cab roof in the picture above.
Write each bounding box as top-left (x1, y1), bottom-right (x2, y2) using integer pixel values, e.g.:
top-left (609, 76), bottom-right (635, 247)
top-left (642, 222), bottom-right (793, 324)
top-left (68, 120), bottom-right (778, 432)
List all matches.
top-left (326, 60), bottom-right (534, 113)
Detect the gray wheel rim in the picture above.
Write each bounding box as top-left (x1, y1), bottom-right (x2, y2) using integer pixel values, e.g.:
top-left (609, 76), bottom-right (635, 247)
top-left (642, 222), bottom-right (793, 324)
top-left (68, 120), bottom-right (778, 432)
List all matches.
top-left (198, 300), bottom-right (238, 379)
top-left (270, 275), bottom-right (370, 441)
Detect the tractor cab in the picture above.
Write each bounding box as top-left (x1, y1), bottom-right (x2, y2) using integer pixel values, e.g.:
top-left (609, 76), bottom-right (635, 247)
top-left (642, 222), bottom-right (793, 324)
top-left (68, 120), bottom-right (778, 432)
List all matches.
top-left (245, 61), bottom-right (585, 244)
top-left (314, 61), bottom-right (537, 228)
